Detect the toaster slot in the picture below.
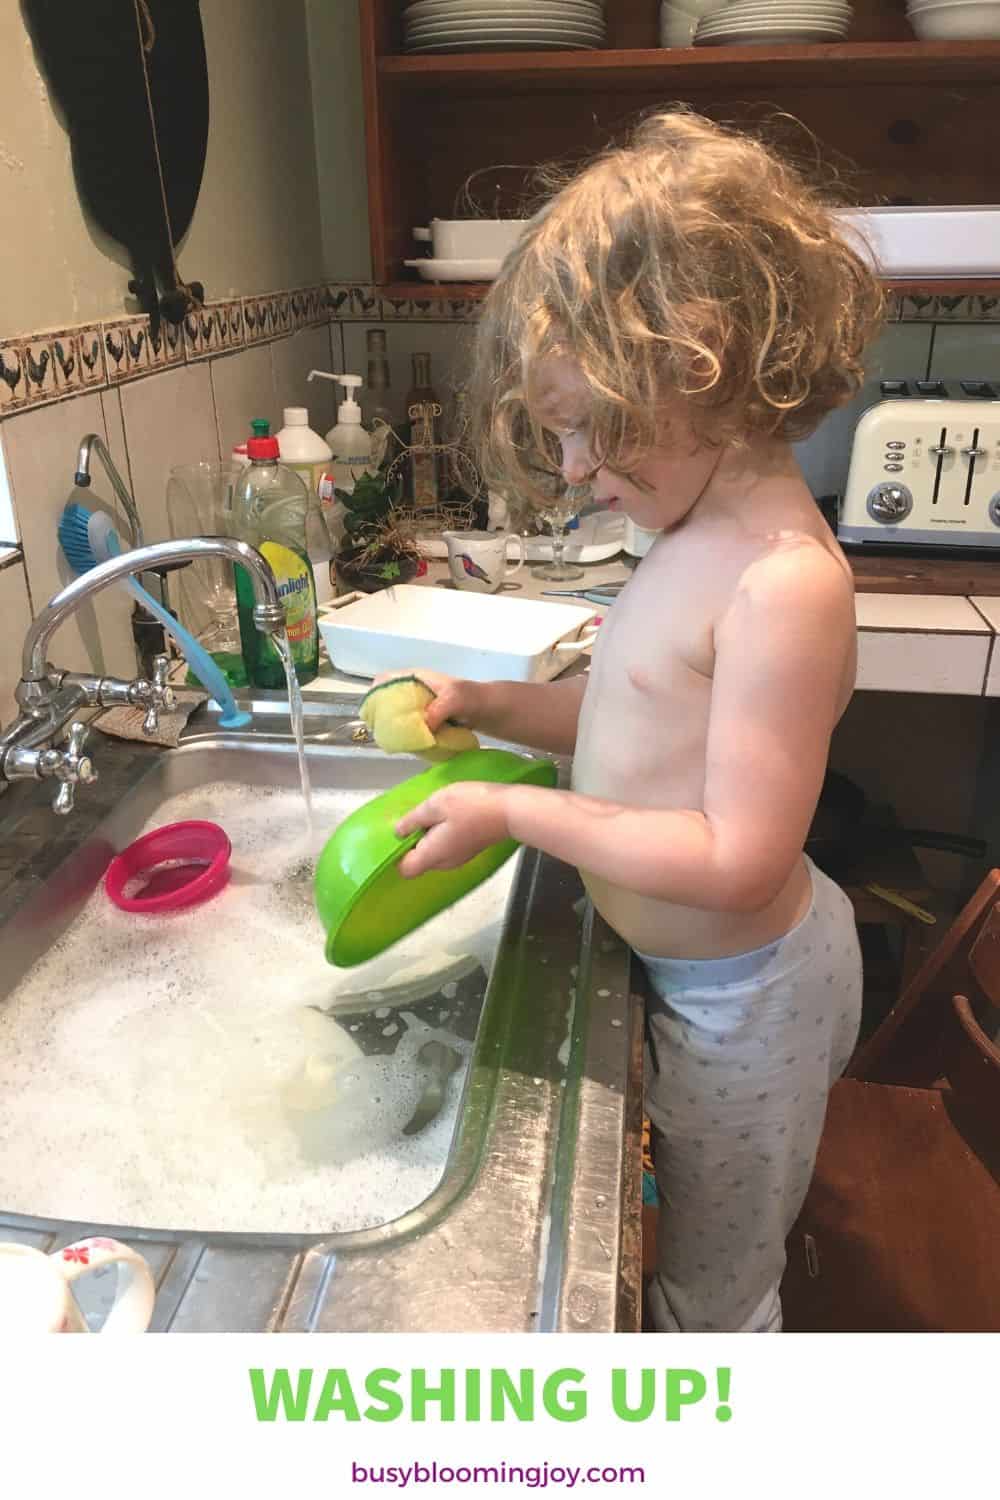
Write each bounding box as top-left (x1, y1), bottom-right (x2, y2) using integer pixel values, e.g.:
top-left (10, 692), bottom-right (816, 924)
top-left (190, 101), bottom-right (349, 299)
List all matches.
top-left (963, 427), bottom-right (981, 507)
top-left (931, 426), bottom-right (948, 505)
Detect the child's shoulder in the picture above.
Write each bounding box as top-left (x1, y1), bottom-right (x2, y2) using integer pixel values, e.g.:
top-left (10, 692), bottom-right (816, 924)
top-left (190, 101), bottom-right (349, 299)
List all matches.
top-left (725, 524), bottom-right (855, 636)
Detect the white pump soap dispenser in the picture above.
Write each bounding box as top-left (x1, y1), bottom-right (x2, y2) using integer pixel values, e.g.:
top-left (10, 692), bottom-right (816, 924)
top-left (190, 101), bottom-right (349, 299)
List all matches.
top-left (307, 370), bottom-right (373, 495)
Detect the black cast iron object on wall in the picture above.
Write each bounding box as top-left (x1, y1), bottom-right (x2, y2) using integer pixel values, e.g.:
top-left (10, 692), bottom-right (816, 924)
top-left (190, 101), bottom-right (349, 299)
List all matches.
top-left (22, 0), bottom-right (210, 335)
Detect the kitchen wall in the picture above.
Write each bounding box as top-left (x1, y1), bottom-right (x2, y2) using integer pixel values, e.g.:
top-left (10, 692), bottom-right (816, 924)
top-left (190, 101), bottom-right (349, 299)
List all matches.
top-left (0, 0), bottom-right (334, 723)
top-left (0, 0), bottom-right (325, 340)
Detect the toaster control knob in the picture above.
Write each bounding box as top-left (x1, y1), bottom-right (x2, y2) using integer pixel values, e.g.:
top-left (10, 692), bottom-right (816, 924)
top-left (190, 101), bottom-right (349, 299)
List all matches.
top-left (867, 483), bottom-right (913, 524)
top-left (989, 494), bottom-right (1000, 528)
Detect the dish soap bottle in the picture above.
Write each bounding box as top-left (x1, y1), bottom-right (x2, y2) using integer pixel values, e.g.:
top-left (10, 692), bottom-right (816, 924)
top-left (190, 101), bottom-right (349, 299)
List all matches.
top-left (275, 407), bottom-right (336, 605)
top-left (232, 425), bottom-right (319, 688)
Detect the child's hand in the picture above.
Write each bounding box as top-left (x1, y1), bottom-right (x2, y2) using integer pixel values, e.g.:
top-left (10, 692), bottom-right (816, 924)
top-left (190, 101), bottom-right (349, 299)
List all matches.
top-left (373, 669), bottom-right (485, 733)
top-left (395, 783), bottom-right (511, 877)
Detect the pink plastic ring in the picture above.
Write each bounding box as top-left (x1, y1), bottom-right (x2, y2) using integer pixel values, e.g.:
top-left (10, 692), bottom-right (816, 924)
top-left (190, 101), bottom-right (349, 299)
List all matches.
top-left (104, 820), bottom-right (231, 914)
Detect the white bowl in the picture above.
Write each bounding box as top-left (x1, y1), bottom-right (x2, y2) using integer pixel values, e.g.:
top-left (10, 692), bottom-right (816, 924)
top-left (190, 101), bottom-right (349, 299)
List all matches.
top-left (908, 0), bottom-right (1000, 34)
top-left (413, 218), bottom-right (530, 260)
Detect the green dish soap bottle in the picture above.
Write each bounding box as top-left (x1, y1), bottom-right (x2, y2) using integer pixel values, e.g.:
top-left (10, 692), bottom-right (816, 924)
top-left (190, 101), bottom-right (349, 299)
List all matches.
top-left (233, 422), bottom-right (320, 688)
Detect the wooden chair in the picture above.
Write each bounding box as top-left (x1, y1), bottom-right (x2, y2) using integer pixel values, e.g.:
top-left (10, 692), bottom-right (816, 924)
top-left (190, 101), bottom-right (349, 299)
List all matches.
top-left (781, 869), bottom-right (1000, 1332)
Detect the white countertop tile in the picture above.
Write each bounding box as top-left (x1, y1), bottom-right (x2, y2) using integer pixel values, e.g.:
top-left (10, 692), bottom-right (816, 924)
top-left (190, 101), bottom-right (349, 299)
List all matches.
top-left (968, 596), bottom-right (1000, 632)
top-left (855, 592), bottom-right (991, 634)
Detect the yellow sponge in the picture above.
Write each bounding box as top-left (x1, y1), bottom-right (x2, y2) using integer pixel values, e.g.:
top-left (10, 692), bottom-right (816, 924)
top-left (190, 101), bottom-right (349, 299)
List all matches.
top-left (359, 675), bottom-right (479, 762)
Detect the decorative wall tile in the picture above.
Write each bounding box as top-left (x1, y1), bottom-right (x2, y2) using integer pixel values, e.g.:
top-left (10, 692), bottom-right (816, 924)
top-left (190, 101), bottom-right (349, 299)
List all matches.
top-left (150, 318), bottom-right (185, 370)
top-left (326, 282), bottom-right (380, 320)
top-left (973, 296), bottom-right (1000, 322)
top-left (896, 294), bottom-right (939, 323)
top-left (20, 335), bottom-right (60, 405)
top-left (220, 299), bottom-right (245, 347)
top-left (304, 284), bottom-right (327, 327)
top-left (273, 292), bottom-right (293, 339)
top-left (39, 325), bottom-right (107, 398)
top-left (290, 286), bottom-right (327, 331)
top-left (0, 342), bottom-right (28, 414)
top-left (183, 301), bottom-right (244, 361)
top-left (103, 314), bottom-right (186, 382)
top-left (894, 294), bottom-right (999, 324)
top-left (242, 294), bottom-right (277, 345)
top-left (102, 317), bottom-right (153, 383)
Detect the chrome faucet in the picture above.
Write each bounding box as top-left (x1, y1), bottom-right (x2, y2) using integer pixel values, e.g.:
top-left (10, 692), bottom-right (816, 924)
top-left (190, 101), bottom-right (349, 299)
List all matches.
top-left (75, 433), bottom-right (144, 548)
top-left (1, 536), bottom-right (285, 816)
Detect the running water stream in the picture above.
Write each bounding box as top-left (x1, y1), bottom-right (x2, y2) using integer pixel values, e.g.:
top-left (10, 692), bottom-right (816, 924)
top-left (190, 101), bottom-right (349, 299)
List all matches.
top-left (273, 631), bottom-right (313, 839)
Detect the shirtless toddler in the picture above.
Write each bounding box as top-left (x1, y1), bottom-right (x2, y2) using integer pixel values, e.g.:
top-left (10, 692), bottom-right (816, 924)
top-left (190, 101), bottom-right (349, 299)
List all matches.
top-left (390, 110), bottom-right (885, 1331)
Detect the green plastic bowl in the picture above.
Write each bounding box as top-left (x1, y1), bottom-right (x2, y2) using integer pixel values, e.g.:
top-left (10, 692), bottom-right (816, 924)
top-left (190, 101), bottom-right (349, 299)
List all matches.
top-left (314, 748), bottom-right (558, 967)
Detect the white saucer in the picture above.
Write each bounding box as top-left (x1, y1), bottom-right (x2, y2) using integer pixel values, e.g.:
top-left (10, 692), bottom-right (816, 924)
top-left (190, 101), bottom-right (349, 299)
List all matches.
top-left (404, 257), bottom-right (502, 282)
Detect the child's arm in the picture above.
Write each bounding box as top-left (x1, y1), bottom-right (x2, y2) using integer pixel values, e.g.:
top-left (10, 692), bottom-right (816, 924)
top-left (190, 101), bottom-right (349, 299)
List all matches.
top-left (377, 669), bottom-right (587, 756)
top-left (396, 549), bottom-right (855, 911)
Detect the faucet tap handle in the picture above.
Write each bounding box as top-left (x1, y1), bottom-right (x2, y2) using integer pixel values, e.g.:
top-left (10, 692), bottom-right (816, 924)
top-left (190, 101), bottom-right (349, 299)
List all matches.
top-left (131, 653), bottom-right (177, 736)
top-left (45, 721), bottom-right (98, 816)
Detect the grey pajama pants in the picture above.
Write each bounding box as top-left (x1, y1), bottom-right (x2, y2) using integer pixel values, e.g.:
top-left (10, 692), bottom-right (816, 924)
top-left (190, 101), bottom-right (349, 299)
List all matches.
top-left (640, 857), bottom-right (862, 1333)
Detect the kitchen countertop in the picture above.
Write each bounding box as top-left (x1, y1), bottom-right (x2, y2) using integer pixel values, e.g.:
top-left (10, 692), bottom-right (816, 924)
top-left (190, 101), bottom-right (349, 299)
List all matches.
top-left (314, 551), bottom-right (1000, 699)
top-left (4, 545), bottom-right (998, 912)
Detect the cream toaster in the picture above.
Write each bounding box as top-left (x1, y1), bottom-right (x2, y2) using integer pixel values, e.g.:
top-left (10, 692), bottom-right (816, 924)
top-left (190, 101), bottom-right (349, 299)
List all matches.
top-left (839, 390), bottom-right (1000, 550)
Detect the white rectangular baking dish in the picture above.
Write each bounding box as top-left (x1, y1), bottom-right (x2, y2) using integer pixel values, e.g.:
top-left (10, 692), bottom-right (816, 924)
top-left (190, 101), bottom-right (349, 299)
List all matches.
top-left (317, 585), bottom-right (598, 683)
top-left (834, 206), bottom-right (1000, 278)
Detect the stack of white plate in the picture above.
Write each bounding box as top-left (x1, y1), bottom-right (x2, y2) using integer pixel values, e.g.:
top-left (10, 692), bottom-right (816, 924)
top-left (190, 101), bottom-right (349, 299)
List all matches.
top-left (694, 0), bottom-right (853, 44)
top-left (403, 0), bottom-right (607, 53)
top-left (906, 0), bottom-right (1000, 39)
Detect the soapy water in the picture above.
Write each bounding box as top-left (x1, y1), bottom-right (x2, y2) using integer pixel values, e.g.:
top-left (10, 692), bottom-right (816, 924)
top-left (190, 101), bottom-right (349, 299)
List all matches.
top-left (0, 782), bottom-right (516, 1234)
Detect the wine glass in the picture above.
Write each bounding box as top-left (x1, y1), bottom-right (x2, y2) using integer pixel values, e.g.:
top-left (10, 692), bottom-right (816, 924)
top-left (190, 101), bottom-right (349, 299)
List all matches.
top-left (166, 462), bottom-right (242, 653)
top-left (530, 481), bottom-right (588, 582)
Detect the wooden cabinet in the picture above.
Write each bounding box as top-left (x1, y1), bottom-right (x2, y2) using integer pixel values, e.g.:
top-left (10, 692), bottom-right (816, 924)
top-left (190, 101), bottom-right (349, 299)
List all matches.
top-left (359, 0), bottom-right (1000, 298)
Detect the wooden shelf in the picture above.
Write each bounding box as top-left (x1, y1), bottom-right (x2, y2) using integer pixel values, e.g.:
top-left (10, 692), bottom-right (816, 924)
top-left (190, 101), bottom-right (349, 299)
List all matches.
top-left (378, 40), bottom-right (1000, 93)
top-left (361, 2), bottom-right (1000, 290)
top-left (850, 552), bottom-right (1000, 596)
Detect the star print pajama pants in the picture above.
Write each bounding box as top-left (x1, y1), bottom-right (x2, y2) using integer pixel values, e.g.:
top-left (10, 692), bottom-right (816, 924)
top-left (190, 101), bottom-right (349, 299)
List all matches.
top-left (640, 857), bottom-right (862, 1333)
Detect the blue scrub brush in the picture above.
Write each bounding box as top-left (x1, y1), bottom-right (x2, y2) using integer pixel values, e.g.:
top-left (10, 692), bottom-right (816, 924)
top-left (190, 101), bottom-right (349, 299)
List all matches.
top-left (58, 501), bottom-right (251, 730)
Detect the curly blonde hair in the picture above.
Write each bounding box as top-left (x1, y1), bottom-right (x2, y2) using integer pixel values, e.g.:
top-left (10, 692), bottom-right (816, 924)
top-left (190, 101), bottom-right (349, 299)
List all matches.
top-left (468, 109), bottom-right (885, 503)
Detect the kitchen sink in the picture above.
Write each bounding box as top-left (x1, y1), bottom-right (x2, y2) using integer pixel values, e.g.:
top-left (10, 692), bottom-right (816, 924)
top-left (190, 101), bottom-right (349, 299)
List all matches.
top-left (0, 704), bottom-right (638, 1331)
top-left (0, 731), bottom-right (524, 1239)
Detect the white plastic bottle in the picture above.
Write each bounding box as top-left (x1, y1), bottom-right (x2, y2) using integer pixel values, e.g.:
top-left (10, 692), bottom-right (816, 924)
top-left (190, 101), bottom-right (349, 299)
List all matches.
top-left (307, 371), bottom-right (374, 495)
top-left (269, 412), bottom-right (337, 607)
top-left (275, 406), bottom-right (333, 495)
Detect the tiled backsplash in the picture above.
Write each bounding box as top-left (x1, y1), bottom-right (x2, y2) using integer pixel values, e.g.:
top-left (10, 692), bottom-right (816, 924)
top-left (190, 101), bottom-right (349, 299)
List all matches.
top-left (2, 281), bottom-right (1000, 728)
